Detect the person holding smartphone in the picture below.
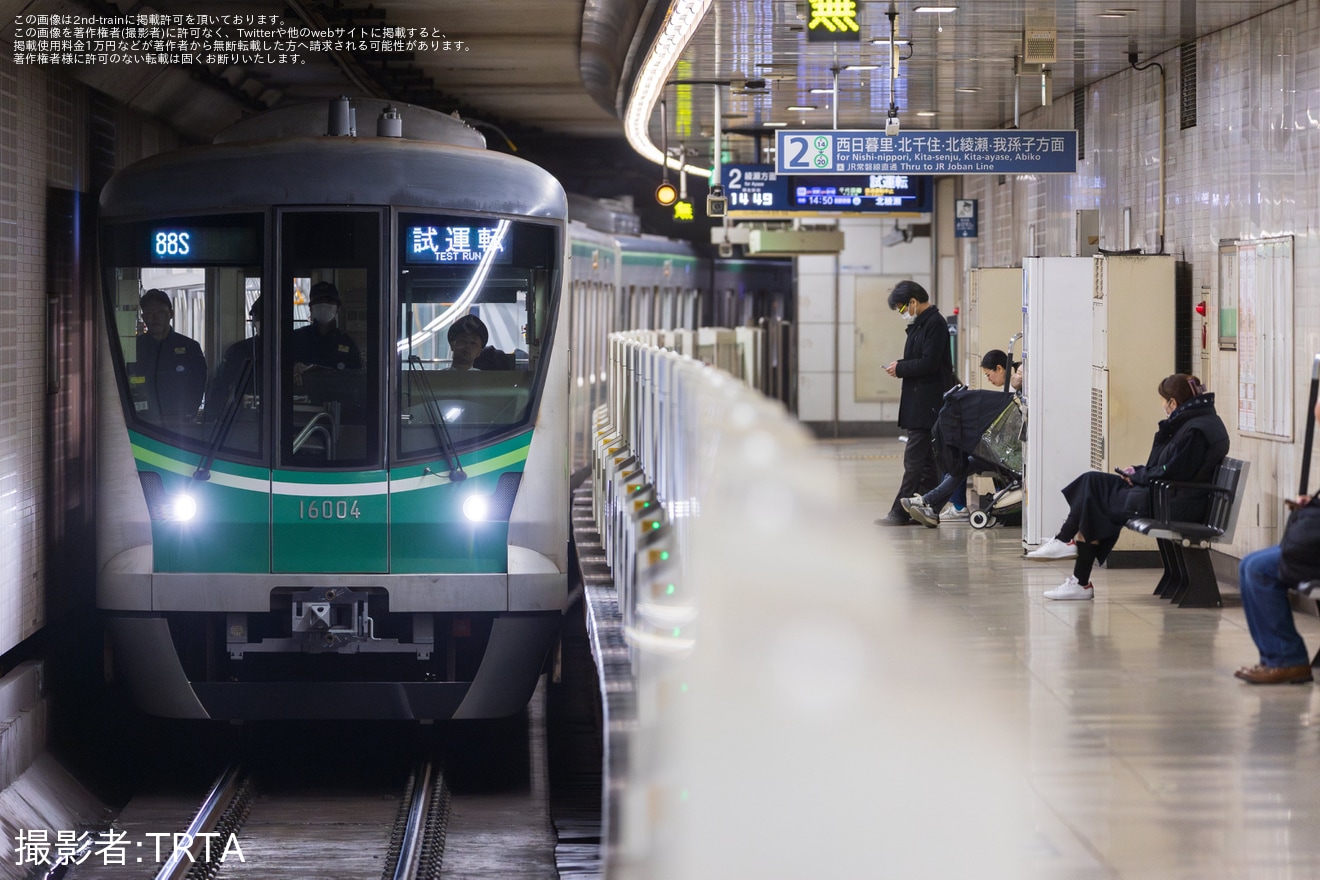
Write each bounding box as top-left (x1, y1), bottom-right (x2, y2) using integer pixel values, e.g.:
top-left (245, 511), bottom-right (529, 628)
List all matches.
top-left (1034, 374), bottom-right (1229, 600)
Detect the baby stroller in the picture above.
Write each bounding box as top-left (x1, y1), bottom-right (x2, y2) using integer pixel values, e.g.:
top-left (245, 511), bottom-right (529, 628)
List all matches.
top-left (931, 386), bottom-right (1025, 530)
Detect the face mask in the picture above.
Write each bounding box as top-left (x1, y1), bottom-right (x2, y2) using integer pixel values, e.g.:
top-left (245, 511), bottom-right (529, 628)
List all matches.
top-left (310, 304), bottom-right (337, 324)
top-left (902, 310), bottom-right (917, 325)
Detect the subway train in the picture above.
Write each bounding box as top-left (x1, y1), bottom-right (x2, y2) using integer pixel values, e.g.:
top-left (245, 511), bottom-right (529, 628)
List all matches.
top-left (98, 98), bottom-right (574, 721)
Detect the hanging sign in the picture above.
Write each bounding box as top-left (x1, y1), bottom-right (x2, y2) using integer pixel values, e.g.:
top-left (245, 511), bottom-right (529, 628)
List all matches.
top-left (776, 130), bottom-right (1078, 175)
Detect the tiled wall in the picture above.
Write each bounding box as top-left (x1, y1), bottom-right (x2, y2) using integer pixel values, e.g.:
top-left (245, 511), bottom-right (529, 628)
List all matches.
top-left (962, 0), bottom-right (1319, 559)
top-left (797, 219), bottom-right (933, 426)
top-left (0, 60), bottom-right (177, 656)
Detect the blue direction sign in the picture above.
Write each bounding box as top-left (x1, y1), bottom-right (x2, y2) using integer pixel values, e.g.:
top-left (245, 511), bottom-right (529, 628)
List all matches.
top-left (776, 130), bottom-right (1078, 175)
top-left (722, 164), bottom-right (790, 211)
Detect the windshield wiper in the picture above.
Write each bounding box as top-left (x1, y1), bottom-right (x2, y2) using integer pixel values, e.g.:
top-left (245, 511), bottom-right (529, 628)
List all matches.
top-left (406, 355), bottom-right (467, 481)
top-left (194, 358), bottom-right (252, 481)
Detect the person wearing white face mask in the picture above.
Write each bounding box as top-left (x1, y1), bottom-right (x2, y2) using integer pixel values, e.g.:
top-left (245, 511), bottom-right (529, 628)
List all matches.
top-left (875, 280), bottom-right (956, 527)
top-left (291, 281), bottom-right (362, 386)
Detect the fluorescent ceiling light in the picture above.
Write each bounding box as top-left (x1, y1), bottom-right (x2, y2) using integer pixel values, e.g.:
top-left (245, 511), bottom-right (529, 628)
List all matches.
top-left (763, 121), bottom-right (788, 127)
top-left (786, 105), bottom-right (816, 111)
top-left (916, 111), bottom-right (937, 117)
top-left (622, 0), bottom-right (714, 178)
top-left (809, 87), bottom-right (835, 94)
top-left (870, 38), bottom-right (911, 45)
top-left (1098, 12), bottom-right (1124, 17)
top-left (913, 5), bottom-right (957, 12)
top-left (955, 87), bottom-right (980, 93)
top-left (843, 64), bottom-right (879, 71)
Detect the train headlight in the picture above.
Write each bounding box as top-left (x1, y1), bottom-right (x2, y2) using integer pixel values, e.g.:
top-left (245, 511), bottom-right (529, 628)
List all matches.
top-left (462, 494), bottom-right (490, 522)
top-left (170, 494), bottom-right (198, 522)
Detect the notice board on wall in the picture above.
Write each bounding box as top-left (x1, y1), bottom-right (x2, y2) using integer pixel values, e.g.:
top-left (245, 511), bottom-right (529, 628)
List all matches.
top-left (1223, 235), bottom-right (1293, 439)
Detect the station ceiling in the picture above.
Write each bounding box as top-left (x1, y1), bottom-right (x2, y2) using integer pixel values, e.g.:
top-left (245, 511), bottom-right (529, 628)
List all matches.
top-left (1, 0), bottom-right (1297, 226)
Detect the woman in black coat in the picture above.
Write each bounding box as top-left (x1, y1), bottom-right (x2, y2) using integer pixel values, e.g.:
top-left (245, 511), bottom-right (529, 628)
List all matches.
top-left (1034, 374), bottom-right (1230, 600)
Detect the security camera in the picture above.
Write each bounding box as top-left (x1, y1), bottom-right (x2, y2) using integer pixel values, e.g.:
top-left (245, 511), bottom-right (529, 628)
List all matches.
top-left (718, 241), bottom-right (734, 258)
top-left (707, 184), bottom-right (727, 218)
top-left (885, 116), bottom-right (900, 136)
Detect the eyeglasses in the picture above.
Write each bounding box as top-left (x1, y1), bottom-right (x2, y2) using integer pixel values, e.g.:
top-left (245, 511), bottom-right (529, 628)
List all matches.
top-left (897, 302), bottom-right (909, 315)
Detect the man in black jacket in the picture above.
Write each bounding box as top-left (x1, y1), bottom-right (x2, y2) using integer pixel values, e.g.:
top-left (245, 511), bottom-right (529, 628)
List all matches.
top-left (876, 280), bottom-right (955, 526)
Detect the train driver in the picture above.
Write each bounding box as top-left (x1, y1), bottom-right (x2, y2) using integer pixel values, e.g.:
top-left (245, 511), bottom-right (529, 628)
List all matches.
top-left (447, 313), bottom-right (516, 370)
top-left (291, 281), bottom-right (362, 386)
top-left (132, 288), bottom-right (207, 421)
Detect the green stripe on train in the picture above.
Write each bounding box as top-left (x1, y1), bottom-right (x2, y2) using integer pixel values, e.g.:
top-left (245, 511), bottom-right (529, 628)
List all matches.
top-left (128, 430), bottom-right (533, 575)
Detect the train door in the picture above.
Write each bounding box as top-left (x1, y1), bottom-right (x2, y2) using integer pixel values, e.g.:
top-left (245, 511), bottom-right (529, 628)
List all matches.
top-left (273, 209), bottom-right (387, 573)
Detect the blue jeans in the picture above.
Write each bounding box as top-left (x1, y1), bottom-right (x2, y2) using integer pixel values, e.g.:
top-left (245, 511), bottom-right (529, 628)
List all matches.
top-left (923, 456), bottom-right (970, 511)
top-left (1239, 545), bottom-right (1310, 668)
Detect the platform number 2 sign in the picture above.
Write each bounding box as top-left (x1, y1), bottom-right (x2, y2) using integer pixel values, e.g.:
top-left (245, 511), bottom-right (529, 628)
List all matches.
top-left (782, 134), bottom-right (834, 171)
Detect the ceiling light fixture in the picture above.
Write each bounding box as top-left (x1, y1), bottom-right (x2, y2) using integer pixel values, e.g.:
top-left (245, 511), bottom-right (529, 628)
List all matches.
top-left (809, 87), bottom-right (835, 94)
top-left (763, 121), bottom-right (788, 127)
top-left (870, 38), bottom-right (911, 46)
top-left (955, 87), bottom-right (980, 93)
top-left (916, 111), bottom-right (937, 117)
top-left (913, 5), bottom-right (957, 12)
top-left (884, 4), bottom-right (901, 136)
top-left (1098, 12), bottom-right (1125, 18)
top-left (843, 64), bottom-right (879, 71)
top-left (786, 105), bottom-right (816, 111)
top-left (623, 0), bottom-right (713, 177)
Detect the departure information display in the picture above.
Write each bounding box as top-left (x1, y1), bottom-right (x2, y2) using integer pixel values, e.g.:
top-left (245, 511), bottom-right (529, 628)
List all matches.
top-left (722, 164), bottom-right (930, 214)
top-left (791, 174), bottom-right (929, 211)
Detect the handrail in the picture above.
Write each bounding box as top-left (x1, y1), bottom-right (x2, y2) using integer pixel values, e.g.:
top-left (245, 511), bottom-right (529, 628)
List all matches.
top-left (292, 411), bottom-right (336, 459)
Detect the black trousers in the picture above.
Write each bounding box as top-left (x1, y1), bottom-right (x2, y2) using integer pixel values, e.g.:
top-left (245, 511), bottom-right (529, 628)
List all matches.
top-left (890, 427), bottom-right (939, 516)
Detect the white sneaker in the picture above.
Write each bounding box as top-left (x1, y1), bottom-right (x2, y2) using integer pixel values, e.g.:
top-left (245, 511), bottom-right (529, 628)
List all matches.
top-left (1026, 538), bottom-right (1078, 560)
top-left (939, 504), bottom-right (970, 523)
top-left (1044, 576), bottom-right (1094, 600)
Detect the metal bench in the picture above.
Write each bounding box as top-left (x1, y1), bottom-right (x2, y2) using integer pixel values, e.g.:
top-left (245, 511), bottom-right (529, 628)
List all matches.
top-left (1289, 581), bottom-right (1320, 665)
top-left (1125, 457), bottom-right (1250, 608)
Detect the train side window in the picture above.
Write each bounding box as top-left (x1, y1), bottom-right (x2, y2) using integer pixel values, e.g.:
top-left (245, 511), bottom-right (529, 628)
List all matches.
top-left (99, 215), bottom-right (265, 460)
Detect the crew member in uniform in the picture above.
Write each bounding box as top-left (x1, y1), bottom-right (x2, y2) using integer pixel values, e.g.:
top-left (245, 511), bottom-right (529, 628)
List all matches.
top-left (133, 288), bottom-right (207, 422)
top-left (291, 281), bottom-right (362, 385)
top-left (208, 296), bottom-right (263, 413)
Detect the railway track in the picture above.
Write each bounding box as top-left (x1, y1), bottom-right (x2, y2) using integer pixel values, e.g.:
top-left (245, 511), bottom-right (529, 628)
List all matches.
top-left (54, 687), bottom-right (576, 880)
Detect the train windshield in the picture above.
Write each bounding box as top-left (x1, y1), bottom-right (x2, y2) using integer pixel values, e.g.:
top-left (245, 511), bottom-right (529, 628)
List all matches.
top-left (395, 213), bottom-right (558, 459)
top-left (100, 214), bottom-right (266, 458)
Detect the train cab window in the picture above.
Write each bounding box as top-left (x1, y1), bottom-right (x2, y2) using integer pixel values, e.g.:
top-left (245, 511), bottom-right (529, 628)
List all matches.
top-left (279, 211), bottom-right (380, 470)
top-left (99, 214), bottom-right (266, 459)
top-left (395, 213), bottom-right (559, 460)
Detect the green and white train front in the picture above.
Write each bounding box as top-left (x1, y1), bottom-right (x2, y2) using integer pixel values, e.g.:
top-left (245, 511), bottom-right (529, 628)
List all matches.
top-left (98, 207), bottom-right (568, 720)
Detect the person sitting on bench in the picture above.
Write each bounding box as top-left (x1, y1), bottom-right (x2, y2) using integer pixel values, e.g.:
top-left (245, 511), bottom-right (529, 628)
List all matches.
top-left (1235, 393), bottom-right (1320, 685)
top-left (1033, 374), bottom-right (1230, 601)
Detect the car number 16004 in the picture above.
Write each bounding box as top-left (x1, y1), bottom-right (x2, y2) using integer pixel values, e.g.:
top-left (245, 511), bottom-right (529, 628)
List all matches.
top-left (298, 499), bottom-right (363, 520)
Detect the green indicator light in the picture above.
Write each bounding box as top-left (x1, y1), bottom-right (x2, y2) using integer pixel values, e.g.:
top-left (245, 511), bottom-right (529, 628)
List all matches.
top-left (660, 551), bottom-right (669, 560)
top-left (651, 521), bottom-right (660, 530)
top-left (672, 627), bottom-right (681, 637)
top-left (666, 584), bottom-right (675, 595)
top-left (642, 501), bottom-right (650, 508)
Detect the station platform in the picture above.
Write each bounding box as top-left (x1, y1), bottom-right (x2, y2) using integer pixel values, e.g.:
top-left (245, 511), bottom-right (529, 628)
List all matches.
top-left (834, 435), bottom-right (1320, 878)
